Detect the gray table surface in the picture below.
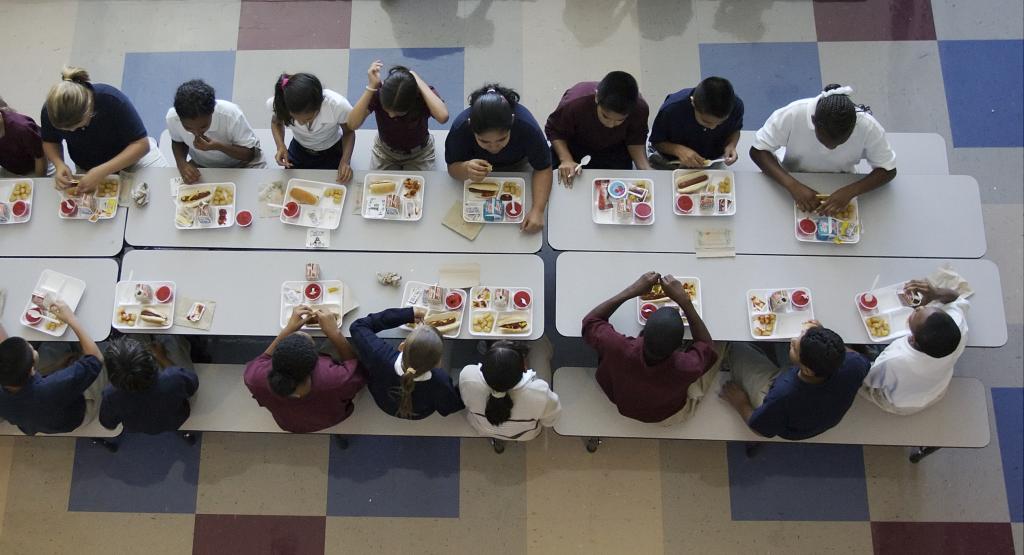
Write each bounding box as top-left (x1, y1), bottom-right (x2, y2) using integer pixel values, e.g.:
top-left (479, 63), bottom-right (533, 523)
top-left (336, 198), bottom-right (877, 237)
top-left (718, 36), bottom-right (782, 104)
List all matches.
top-left (124, 167), bottom-right (542, 253)
top-left (547, 170), bottom-right (986, 258)
top-left (0, 177), bottom-right (127, 257)
top-left (121, 249), bottom-right (544, 339)
top-left (2, 258), bottom-right (118, 342)
top-left (555, 251), bottom-right (1006, 347)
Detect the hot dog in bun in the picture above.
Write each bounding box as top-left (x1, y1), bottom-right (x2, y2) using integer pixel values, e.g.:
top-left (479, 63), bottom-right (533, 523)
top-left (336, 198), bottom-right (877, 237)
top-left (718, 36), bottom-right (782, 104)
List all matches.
top-left (424, 311), bottom-right (460, 334)
top-left (497, 314), bottom-right (529, 333)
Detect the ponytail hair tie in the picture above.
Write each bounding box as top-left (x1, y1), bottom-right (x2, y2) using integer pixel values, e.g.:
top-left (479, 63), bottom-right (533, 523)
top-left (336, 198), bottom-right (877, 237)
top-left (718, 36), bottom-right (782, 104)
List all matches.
top-left (486, 87), bottom-right (497, 93)
top-left (281, 76), bottom-right (290, 88)
top-left (819, 85), bottom-right (853, 99)
top-left (404, 367), bottom-right (417, 376)
top-left (491, 391), bottom-right (507, 399)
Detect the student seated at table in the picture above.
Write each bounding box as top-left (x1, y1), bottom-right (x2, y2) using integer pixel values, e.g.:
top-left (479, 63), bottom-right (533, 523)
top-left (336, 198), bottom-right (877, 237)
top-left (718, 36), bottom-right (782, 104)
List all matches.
top-left (648, 76), bottom-right (744, 170)
top-left (99, 336), bottom-right (199, 435)
top-left (458, 340), bottom-right (560, 442)
top-left (582, 272), bottom-right (719, 425)
top-left (347, 60), bottom-right (449, 171)
top-left (720, 322), bottom-right (869, 440)
top-left (244, 307), bottom-right (366, 433)
top-left (0, 305), bottom-right (104, 435)
top-left (166, 79), bottom-right (263, 184)
top-left (348, 306), bottom-right (464, 419)
top-left (861, 279), bottom-right (969, 415)
top-left (750, 84), bottom-right (897, 217)
top-left (545, 71), bottom-right (650, 187)
top-left (268, 72), bottom-right (356, 184)
top-left (445, 84), bottom-right (553, 234)
top-left (41, 66), bottom-right (167, 194)
top-left (0, 95), bottom-right (47, 176)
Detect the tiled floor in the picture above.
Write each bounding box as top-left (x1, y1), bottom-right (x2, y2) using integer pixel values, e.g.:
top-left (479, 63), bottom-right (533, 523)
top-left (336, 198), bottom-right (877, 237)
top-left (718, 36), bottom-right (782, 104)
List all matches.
top-left (1, 1), bottom-right (1022, 553)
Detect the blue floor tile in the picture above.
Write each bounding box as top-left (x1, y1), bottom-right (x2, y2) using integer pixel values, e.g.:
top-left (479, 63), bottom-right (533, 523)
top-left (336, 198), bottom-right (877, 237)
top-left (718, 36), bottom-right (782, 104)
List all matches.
top-left (726, 441), bottom-right (869, 521)
top-left (939, 40), bottom-right (1024, 147)
top-left (346, 48), bottom-right (465, 130)
top-left (68, 432), bottom-right (201, 513)
top-left (993, 387), bottom-right (1023, 522)
top-left (121, 50), bottom-right (237, 140)
top-left (326, 435), bottom-right (460, 517)
top-left (698, 42), bottom-right (822, 131)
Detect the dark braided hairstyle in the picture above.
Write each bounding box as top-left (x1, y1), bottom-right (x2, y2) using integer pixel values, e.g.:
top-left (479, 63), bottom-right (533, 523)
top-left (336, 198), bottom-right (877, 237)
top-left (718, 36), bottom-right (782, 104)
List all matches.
top-left (814, 84), bottom-right (871, 142)
top-left (481, 340), bottom-right (527, 425)
top-left (798, 326), bottom-right (846, 379)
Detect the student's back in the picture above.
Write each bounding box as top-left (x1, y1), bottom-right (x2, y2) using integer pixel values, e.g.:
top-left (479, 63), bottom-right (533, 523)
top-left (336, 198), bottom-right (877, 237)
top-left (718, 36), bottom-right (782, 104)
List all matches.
top-left (100, 367), bottom-right (198, 434)
top-left (0, 355), bottom-right (102, 435)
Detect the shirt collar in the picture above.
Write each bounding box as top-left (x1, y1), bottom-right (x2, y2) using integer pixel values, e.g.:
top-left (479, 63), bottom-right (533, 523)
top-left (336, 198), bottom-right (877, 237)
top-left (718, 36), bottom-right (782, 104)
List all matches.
top-left (393, 352), bottom-right (433, 382)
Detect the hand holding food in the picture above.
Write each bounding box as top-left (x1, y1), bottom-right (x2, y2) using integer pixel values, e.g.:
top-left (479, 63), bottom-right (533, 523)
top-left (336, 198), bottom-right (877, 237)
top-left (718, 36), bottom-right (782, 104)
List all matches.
top-left (675, 146), bottom-right (706, 168)
top-left (315, 308), bottom-right (339, 330)
top-left (367, 60), bottom-right (384, 89)
top-left (275, 147), bottom-right (293, 169)
top-left (178, 162), bottom-right (201, 185)
top-left (287, 305), bottom-right (313, 331)
top-left (903, 279), bottom-right (937, 305)
top-left (660, 274), bottom-right (691, 303)
top-left (75, 169), bottom-right (105, 195)
top-left (818, 187), bottom-right (856, 217)
top-left (412, 306), bottom-right (428, 322)
top-left (628, 271), bottom-right (662, 298)
top-left (789, 181), bottom-right (821, 212)
top-left (465, 159), bottom-right (491, 181)
top-left (49, 300), bottom-right (75, 324)
top-left (54, 163), bottom-right (76, 189)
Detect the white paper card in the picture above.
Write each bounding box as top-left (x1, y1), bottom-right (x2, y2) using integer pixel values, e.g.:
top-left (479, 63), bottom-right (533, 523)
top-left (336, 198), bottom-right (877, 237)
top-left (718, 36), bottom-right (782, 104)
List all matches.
top-left (306, 228), bottom-right (330, 249)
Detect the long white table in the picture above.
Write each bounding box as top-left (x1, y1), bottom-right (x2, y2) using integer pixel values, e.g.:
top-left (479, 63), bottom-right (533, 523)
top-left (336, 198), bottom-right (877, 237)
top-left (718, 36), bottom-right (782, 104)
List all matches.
top-left (0, 178), bottom-right (127, 257)
top-left (121, 249), bottom-right (545, 339)
top-left (124, 167), bottom-right (541, 254)
top-left (731, 131), bottom-right (950, 175)
top-left (547, 171), bottom-right (986, 258)
top-left (555, 251), bottom-right (1006, 347)
top-left (2, 258), bottom-right (118, 342)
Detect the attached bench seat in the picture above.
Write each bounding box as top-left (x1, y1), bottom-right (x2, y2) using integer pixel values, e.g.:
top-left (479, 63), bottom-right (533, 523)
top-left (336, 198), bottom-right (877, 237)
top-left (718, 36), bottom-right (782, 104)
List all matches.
top-left (0, 416), bottom-right (120, 438)
top-left (552, 367), bottom-right (989, 451)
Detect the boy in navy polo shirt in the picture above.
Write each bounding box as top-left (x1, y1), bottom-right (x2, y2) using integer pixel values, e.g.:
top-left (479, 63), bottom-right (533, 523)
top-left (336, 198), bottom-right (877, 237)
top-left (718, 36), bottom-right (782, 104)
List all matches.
top-left (648, 76), bottom-right (744, 169)
top-left (0, 303), bottom-right (104, 435)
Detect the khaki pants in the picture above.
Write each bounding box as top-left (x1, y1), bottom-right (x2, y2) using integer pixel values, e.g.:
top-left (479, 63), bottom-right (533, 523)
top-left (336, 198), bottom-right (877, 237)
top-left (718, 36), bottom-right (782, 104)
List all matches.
top-left (371, 134), bottom-right (436, 171)
top-left (725, 342), bottom-right (784, 408)
top-left (658, 342), bottom-right (727, 426)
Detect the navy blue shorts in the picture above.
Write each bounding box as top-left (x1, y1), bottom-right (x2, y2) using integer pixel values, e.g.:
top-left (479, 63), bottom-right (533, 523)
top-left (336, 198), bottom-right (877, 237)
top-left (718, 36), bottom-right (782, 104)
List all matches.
top-left (287, 137), bottom-right (343, 170)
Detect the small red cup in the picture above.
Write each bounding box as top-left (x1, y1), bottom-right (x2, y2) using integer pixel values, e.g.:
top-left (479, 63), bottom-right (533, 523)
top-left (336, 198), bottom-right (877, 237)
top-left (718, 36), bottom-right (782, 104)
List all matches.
top-left (640, 303), bottom-right (657, 320)
top-left (633, 202), bottom-right (653, 220)
top-left (513, 290), bottom-right (532, 309)
top-left (798, 218), bottom-right (816, 235)
top-left (304, 283), bottom-right (322, 302)
top-left (236, 210), bottom-right (253, 227)
top-left (60, 199), bottom-right (77, 216)
top-left (283, 202), bottom-right (300, 219)
top-left (12, 200), bottom-right (28, 218)
top-left (505, 201), bottom-right (523, 218)
top-left (155, 285), bottom-right (173, 303)
top-left (676, 195), bottom-right (694, 213)
top-left (858, 293), bottom-right (878, 311)
top-left (445, 291), bottom-right (464, 310)
top-left (791, 289), bottom-right (810, 309)
top-left (24, 308), bottom-right (42, 325)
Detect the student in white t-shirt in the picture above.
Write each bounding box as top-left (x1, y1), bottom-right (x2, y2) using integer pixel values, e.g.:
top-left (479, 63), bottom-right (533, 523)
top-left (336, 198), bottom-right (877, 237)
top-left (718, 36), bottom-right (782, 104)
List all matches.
top-left (861, 279), bottom-right (969, 415)
top-left (750, 84), bottom-right (897, 217)
top-left (166, 80), bottom-right (263, 184)
top-left (458, 340), bottom-right (561, 445)
top-left (268, 72), bottom-right (355, 184)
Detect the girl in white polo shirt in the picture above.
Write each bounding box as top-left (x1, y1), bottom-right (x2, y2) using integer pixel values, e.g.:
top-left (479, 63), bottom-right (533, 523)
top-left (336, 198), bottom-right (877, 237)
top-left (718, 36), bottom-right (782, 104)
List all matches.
top-left (458, 341), bottom-right (561, 446)
top-left (750, 84), bottom-right (897, 217)
top-left (268, 72), bottom-right (356, 183)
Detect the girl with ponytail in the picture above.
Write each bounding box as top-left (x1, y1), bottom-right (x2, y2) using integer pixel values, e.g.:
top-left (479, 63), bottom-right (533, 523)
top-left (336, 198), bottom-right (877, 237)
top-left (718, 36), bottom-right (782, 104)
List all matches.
top-left (41, 66), bottom-right (167, 194)
top-left (445, 83), bottom-right (554, 234)
top-left (458, 340), bottom-right (561, 442)
top-left (750, 83), bottom-right (897, 217)
top-left (349, 306), bottom-right (463, 420)
top-left (243, 306), bottom-right (367, 433)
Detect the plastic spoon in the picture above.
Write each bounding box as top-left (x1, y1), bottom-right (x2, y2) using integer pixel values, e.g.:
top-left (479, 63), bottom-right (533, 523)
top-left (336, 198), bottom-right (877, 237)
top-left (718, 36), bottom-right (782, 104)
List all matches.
top-left (573, 155), bottom-right (592, 175)
top-left (703, 158), bottom-right (724, 167)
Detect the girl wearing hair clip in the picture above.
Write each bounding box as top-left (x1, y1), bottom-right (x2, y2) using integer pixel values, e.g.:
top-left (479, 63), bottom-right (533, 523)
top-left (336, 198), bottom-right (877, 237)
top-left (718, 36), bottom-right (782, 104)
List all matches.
top-left (268, 72), bottom-right (356, 184)
top-left (750, 84), bottom-right (897, 216)
top-left (445, 83), bottom-right (553, 233)
top-left (348, 306), bottom-right (464, 420)
top-left (458, 340), bottom-right (561, 448)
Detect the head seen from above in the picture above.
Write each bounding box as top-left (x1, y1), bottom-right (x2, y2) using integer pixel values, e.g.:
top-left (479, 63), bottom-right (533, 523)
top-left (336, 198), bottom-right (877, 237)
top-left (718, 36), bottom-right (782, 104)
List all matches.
top-left (908, 307), bottom-right (961, 358)
top-left (643, 306), bottom-right (686, 363)
top-left (691, 76), bottom-right (735, 130)
top-left (273, 72), bottom-right (324, 127)
top-left (380, 66), bottom-right (424, 119)
top-left (468, 84), bottom-right (519, 154)
top-left (0, 337), bottom-right (37, 388)
top-left (791, 325), bottom-right (845, 380)
top-left (481, 340), bottom-right (527, 425)
top-left (812, 84), bottom-right (863, 150)
top-left (396, 324), bottom-right (445, 418)
top-left (269, 333), bottom-right (317, 397)
top-left (105, 337), bottom-right (159, 392)
top-left (174, 79), bottom-right (217, 137)
top-left (594, 71), bottom-right (639, 128)
top-left (46, 66), bottom-right (95, 131)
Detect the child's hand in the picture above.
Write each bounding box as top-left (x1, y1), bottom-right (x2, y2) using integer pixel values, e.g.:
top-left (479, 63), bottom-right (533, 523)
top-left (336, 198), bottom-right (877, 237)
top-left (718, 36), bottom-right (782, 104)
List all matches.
top-left (719, 381), bottom-right (749, 408)
top-left (520, 207), bottom-right (545, 234)
top-left (192, 134), bottom-right (221, 152)
top-left (723, 146), bottom-right (738, 166)
top-left (789, 182), bottom-right (821, 212)
top-left (315, 309), bottom-right (338, 330)
top-left (367, 60), bottom-right (383, 89)
top-left (275, 148), bottom-right (293, 169)
top-left (287, 306), bottom-right (312, 331)
top-left (75, 169), bottom-right (104, 195)
top-left (904, 279), bottom-right (938, 305)
top-left (178, 161), bottom-right (201, 184)
top-left (412, 306), bottom-right (428, 322)
top-left (626, 271), bottom-right (660, 298)
top-left (465, 159), bottom-right (490, 181)
top-left (336, 162), bottom-right (353, 184)
top-left (54, 163), bottom-right (75, 189)
top-left (660, 274), bottom-right (691, 304)
top-left (675, 146), bottom-right (706, 168)
top-left (557, 159), bottom-right (578, 188)
top-left (49, 300), bottom-right (75, 323)
top-left (818, 187), bottom-right (856, 217)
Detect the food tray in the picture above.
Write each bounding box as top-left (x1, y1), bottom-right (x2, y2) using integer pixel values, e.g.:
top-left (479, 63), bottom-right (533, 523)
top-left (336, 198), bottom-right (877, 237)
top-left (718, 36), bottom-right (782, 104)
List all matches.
top-left (746, 287), bottom-right (815, 340)
top-left (57, 174), bottom-right (120, 221)
top-left (467, 286), bottom-right (533, 337)
top-left (280, 178), bottom-right (345, 229)
top-left (463, 177), bottom-right (526, 224)
top-left (362, 173), bottom-right (424, 221)
top-left (279, 280), bottom-right (343, 331)
top-left (794, 198), bottom-right (860, 244)
top-left (399, 281), bottom-right (467, 339)
top-left (636, 278), bottom-right (702, 327)
top-left (0, 178), bottom-right (34, 224)
top-left (592, 178), bottom-right (654, 225)
top-left (19, 269), bottom-right (86, 337)
top-left (174, 182), bottom-right (235, 229)
top-left (854, 282), bottom-right (916, 342)
top-left (672, 169), bottom-right (735, 216)
top-left (111, 281), bottom-right (176, 331)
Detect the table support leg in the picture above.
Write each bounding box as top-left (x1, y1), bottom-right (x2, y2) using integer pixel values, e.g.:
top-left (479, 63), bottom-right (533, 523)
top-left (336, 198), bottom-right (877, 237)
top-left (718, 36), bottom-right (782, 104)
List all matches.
top-left (91, 438), bottom-right (119, 453)
top-left (333, 435), bottom-right (349, 450)
top-left (179, 432), bottom-right (197, 446)
top-left (909, 446), bottom-right (940, 463)
top-left (744, 442), bottom-right (762, 458)
top-left (490, 438), bottom-right (506, 454)
top-left (585, 437), bottom-right (602, 453)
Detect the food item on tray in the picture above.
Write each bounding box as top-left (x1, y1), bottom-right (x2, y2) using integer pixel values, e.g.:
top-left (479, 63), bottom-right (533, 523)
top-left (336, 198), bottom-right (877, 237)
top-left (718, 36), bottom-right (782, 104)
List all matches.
top-left (139, 308), bottom-right (169, 326)
top-left (175, 208), bottom-right (194, 227)
top-left (791, 289), bottom-right (810, 309)
top-left (402, 178), bottom-right (421, 198)
top-left (675, 171), bottom-right (710, 193)
top-left (97, 179), bottom-right (119, 197)
top-left (497, 314), bottom-right (529, 333)
top-left (117, 307), bottom-right (138, 325)
top-left (288, 187), bottom-right (319, 205)
top-left (858, 293), bottom-right (878, 311)
top-left (472, 287), bottom-right (491, 309)
top-left (717, 198), bottom-right (732, 213)
top-left (0, 203), bottom-right (9, 223)
top-left (445, 291), bottom-right (464, 310)
top-left (60, 198), bottom-right (78, 217)
top-left (699, 191), bottom-right (714, 211)
top-left (426, 285), bottom-right (444, 306)
top-left (718, 176), bottom-right (732, 194)
top-left (833, 203), bottom-right (855, 221)
top-left (682, 282), bottom-right (697, 299)
top-left (627, 183), bottom-right (648, 201)
top-left (283, 201), bottom-right (300, 219)
top-left (482, 198), bottom-right (504, 221)
top-left (866, 316), bottom-right (890, 337)
top-left (797, 217), bottom-right (816, 235)
top-left (369, 181), bottom-right (397, 195)
top-left (468, 182), bottom-right (499, 197)
top-left (505, 201), bottom-right (523, 219)
top-left (634, 201), bottom-right (653, 221)
top-left (640, 283), bottom-right (668, 302)
top-left (424, 311), bottom-right (460, 334)
top-left (749, 294), bottom-right (767, 312)
top-left (305, 263), bottom-right (321, 281)
top-left (212, 185), bottom-right (234, 205)
top-left (326, 188), bottom-right (345, 203)
top-left (11, 200), bottom-right (28, 218)
top-left (217, 208), bottom-right (228, 226)
top-left (754, 313), bottom-right (777, 336)
top-left (186, 302), bottom-right (206, 322)
top-left (472, 312), bottom-right (494, 333)
top-left (9, 182), bottom-right (32, 202)
top-left (676, 195), bottom-right (694, 213)
top-left (493, 288), bottom-right (509, 308)
top-left (304, 283), bottom-right (323, 302)
top-left (179, 188), bottom-right (212, 205)
top-left (134, 283), bottom-right (153, 303)
top-left (155, 285), bottom-right (173, 303)
top-left (769, 290), bottom-right (789, 312)
top-left (513, 290), bottom-right (532, 309)
top-left (195, 203), bottom-right (213, 225)
top-left (640, 303), bottom-right (657, 321)
top-left (24, 307), bottom-right (44, 325)
top-left (501, 181), bottom-right (521, 197)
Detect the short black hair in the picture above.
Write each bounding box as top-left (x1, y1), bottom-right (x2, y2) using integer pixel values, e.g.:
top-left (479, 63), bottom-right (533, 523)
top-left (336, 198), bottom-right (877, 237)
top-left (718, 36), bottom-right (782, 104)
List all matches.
top-left (468, 83), bottom-right (519, 134)
top-left (798, 326), bottom-right (845, 379)
top-left (269, 334), bottom-right (317, 396)
top-left (0, 337), bottom-right (34, 387)
top-left (915, 312), bottom-right (962, 358)
top-left (173, 79), bottom-right (217, 120)
top-left (692, 76), bottom-right (736, 119)
top-left (596, 71), bottom-right (639, 115)
top-left (105, 337), bottom-right (159, 392)
top-left (643, 307), bottom-right (685, 361)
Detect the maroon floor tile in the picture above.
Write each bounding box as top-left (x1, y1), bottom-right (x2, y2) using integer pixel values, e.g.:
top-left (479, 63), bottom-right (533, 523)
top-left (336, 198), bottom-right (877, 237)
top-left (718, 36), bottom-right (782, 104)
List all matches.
top-left (237, 1), bottom-right (351, 50)
top-left (871, 522), bottom-right (1015, 555)
top-left (813, 0), bottom-right (936, 41)
top-left (193, 514), bottom-right (326, 555)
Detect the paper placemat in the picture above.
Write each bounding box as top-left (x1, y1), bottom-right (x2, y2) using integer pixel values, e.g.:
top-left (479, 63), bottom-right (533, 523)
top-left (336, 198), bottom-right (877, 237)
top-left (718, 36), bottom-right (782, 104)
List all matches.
top-left (342, 282), bottom-right (359, 316)
top-left (695, 228), bottom-right (735, 258)
top-left (351, 187), bottom-right (363, 215)
top-left (117, 171), bottom-right (135, 206)
top-left (439, 264), bottom-right (481, 289)
top-left (258, 181), bottom-right (285, 218)
top-left (173, 297), bottom-right (216, 331)
top-left (442, 200), bottom-right (483, 241)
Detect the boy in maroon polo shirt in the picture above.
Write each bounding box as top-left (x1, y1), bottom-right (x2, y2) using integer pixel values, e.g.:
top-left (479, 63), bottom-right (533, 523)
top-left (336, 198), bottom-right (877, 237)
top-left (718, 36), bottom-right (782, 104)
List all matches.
top-left (545, 71), bottom-right (651, 187)
top-left (0, 96), bottom-right (46, 176)
top-left (582, 272), bottom-right (719, 424)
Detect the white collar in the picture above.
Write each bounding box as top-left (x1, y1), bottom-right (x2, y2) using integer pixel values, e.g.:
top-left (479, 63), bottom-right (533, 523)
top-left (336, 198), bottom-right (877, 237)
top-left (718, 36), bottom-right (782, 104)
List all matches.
top-left (510, 369), bottom-right (536, 391)
top-left (393, 352), bottom-right (433, 382)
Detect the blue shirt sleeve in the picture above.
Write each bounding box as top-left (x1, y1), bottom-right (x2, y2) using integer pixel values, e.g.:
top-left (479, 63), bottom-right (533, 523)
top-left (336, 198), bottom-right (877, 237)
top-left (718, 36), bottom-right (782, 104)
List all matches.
top-left (98, 386), bottom-right (121, 430)
top-left (444, 110), bottom-right (473, 165)
top-left (748, 398), bottom-right (785, 438)
top-left (429, 368), bottom-right (465, 416)
top-left (39, 105), bottom-right (62, 143)
top-left (648, 103), bottom-right (673, 145)
top-left (169, 367), bottom-right (200, 397)
top-left (39, 354), bottom-right (102, 406)
top-left (349, 308), bottom-right (411, 377)
top-left (728, 96), bottom-right (745, 133)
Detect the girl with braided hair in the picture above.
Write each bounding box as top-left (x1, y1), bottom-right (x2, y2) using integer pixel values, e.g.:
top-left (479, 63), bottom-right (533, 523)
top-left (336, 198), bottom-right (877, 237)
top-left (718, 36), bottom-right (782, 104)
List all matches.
top-left (750, 84), bottom-right (897, 216)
